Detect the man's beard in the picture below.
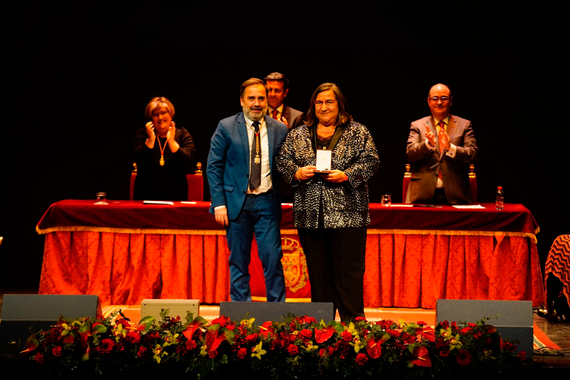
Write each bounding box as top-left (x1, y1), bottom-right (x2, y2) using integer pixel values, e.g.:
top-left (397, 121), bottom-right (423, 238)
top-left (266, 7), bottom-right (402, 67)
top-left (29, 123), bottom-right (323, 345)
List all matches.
top-left (244, 106), bottom-right (267, 122)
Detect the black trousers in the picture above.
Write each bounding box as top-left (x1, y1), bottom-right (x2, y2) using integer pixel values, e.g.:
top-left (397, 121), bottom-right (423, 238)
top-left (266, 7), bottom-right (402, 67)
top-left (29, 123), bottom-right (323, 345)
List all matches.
top-left (298, 226), bottom-right (367, 322)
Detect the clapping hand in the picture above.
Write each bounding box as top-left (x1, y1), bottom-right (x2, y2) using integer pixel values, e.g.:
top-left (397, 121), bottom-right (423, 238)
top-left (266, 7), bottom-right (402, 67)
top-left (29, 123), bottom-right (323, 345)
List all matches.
top-left (424, 125), bottom-right (436, 147)
top-left (166, 121), bottom-right (176, 143)
top-left (146, 121), bottom-right (156, 139)
top-left (438, 128), bottom-right (450, 151)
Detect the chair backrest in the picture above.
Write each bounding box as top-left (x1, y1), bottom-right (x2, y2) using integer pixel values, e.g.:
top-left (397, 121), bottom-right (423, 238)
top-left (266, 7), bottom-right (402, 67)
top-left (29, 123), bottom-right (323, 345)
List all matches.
top-left (130, 162), bottom-right (204, 201)
top-left (402, 163), bottom-right (412, 203)
top-left (402, 163), bottom-right (478, 204)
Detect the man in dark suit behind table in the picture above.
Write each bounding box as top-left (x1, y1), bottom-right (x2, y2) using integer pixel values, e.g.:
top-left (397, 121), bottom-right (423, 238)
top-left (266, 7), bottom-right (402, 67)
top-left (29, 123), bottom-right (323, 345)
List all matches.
top-left (264, 72), bottom-right (305, 129)
top-left (264, 72), bottom-right (304, 203)
top-left (406, 83), bottom-right (478, 205)
top-left (206, 78), bottom-right (288, 302)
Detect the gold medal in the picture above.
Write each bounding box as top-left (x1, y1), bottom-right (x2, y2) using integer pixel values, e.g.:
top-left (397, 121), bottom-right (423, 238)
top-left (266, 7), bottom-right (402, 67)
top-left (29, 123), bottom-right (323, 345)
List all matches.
top-left (255, 155), bottom-right (260, 164)
top-left (157, 137), bottom-right (167, 166)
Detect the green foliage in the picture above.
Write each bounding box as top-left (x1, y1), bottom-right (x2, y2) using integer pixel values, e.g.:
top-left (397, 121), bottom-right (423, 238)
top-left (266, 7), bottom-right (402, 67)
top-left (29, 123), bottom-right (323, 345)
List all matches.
top-left (24, 312), bottom-right (530, 379)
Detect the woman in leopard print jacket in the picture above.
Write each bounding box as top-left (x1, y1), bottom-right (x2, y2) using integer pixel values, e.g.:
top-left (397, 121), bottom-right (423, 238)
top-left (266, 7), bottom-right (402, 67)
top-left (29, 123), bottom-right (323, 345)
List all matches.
top-left (276, 83), bottom-right (379, 321)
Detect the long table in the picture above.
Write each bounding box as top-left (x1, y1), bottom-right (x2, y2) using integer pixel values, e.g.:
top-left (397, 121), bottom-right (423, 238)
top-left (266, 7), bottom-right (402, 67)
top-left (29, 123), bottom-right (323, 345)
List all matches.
top-left (36, 200), bottom-right (544, 309)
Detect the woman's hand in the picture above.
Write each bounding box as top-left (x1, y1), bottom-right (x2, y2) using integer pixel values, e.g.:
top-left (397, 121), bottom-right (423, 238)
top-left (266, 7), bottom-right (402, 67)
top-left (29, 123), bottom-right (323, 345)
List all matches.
top-left (145, 121), bottom-right (156, 138)
top-left (145, 121), bottom-right (156, 148)
top-left (166, 122), bottom-right (176, 142)
top-left (295, 166), bottom-right (316, 181)
top-left (322, 170), bottom-right (348, 183)
top-left (166, 122), bottom-right (180, 153)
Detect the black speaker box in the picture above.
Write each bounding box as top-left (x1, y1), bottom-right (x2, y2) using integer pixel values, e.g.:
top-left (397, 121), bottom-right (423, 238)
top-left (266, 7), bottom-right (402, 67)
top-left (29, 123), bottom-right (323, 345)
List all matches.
top-left (0, 294), bottom-right (101, 353)
top-left (436, 299), bottom-right (533, 358)
top-left (220, 302), bottom-right (334, 325)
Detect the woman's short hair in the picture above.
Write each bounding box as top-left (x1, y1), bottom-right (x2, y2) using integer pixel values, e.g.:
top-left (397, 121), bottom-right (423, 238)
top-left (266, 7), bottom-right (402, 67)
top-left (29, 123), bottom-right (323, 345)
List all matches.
top-left (304, 83), bottom-right (352, 127)
top-left (145, 97), bottom-right (175, 120)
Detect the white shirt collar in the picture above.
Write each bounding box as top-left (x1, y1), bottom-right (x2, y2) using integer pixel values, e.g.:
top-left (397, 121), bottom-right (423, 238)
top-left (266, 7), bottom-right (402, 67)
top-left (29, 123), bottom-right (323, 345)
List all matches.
top-left (434, 115), bottom-right (451, 126)
top-left (244, 114), bottom-right (266, 129)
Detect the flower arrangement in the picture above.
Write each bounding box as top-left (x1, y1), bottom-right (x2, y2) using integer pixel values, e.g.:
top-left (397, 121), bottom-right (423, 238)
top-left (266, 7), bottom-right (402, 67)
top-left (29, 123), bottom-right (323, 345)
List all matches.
top-left (22, 309), bottom-right (530, 379)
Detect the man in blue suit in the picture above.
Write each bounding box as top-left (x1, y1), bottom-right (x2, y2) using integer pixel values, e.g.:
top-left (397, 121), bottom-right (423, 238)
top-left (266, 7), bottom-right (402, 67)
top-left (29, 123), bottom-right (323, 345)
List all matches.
top-left (207, 78), bottom-right (289, 302)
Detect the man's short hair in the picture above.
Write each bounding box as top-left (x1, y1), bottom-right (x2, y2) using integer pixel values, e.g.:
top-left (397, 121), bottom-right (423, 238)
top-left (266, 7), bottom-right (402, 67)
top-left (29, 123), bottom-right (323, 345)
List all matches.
top-left (240, 78), bottom-right (267, 98)
top-left (264, 72), bottom-right (289, 90)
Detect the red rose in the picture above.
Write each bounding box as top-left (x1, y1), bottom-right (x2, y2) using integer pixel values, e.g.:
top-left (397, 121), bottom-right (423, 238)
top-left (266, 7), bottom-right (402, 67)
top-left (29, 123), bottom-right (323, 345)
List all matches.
top-left (456, 349), bottom-right (472, 366)
top-left (211, 316), bottom-right (229, 327)
top-left (52, 346), bottom-right (62, 357)
top-left (287, 344), bottom-right (299, 356)
top-left (246, 333), bottom-right (259, 344)
top-left (300, 329), bottom-right (312, 340)
top-left (185, 339), bottom-right (197, 350)
top-left (341, 330), bottom-right (353, 342)
top-left (237, 347), bottom-right (248, 359)
top-left (98, 338), bottom-right (115, 354)
top-left (126, 331), bottom-right (141, 344)
top-left (137, 345), bottom-right (147, 358)
top-left (356, 353), bottom-right (368, 366)
top-left (34, 352), bottom-right (44, 364)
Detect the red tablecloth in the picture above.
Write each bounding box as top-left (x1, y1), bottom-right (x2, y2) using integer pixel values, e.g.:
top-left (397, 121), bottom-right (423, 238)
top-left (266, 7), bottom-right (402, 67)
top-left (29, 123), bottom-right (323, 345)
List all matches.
top-left (37, 200), bottom-right (538, 236)
top-left (36, 200), bottom-right (544, 309)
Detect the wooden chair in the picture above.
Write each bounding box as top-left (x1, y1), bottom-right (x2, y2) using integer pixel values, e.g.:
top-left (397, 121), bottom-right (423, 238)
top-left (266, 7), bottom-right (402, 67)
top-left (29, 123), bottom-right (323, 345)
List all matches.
top-left (403, 163), bottom-right (477, 203)
top-left (130, 162), bottom-right (204, 201)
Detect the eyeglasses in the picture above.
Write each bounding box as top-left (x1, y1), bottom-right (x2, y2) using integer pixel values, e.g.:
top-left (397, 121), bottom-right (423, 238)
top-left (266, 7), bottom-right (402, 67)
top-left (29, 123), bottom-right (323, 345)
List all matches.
top-left (429, 96), bottom-right (451, 102)
top-left (314, 99), bottom-right (337, 107)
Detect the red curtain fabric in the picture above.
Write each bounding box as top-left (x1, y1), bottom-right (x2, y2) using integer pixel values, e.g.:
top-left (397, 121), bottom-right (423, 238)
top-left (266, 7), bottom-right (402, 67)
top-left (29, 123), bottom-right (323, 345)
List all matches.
top-left (39, 232), bottom-right (230, 305)
top-left (362, 234), bottom-right (544, 309)
top-left (38, 230), bottom-right (544, 308)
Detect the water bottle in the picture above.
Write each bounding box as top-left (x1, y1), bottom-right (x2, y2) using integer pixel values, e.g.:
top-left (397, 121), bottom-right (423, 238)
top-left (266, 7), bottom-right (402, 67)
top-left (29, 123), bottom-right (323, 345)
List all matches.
top-left (495, 186), bottom-right (504, 210)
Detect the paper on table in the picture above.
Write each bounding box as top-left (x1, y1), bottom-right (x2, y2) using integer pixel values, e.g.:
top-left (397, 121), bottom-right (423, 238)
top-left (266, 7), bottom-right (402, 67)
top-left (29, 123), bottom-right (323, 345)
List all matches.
top-left (452, 204), bottom-right (485, 209)
top-left (143, 200), bottom-right (174, 205)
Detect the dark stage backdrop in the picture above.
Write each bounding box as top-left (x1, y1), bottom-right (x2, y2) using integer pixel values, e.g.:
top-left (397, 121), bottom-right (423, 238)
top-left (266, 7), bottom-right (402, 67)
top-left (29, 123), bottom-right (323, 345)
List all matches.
top-left (0, 4), bottom-right (565, 289)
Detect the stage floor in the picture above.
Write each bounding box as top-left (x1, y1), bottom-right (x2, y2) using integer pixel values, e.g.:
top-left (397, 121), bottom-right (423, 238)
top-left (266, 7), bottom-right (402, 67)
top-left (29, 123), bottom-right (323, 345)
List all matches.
top-left (1, 288), bottom-right (569, 368)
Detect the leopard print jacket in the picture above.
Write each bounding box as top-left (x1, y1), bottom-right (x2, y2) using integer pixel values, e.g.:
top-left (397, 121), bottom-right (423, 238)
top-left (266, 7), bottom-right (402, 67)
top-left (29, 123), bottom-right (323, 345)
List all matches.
top-left (276, 121), bottom-right (379, 229)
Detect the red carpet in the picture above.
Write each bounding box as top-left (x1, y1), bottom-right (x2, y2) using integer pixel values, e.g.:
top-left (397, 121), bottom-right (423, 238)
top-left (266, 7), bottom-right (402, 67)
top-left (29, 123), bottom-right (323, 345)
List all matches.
top-left (533, 323), bottom-right (561, 351)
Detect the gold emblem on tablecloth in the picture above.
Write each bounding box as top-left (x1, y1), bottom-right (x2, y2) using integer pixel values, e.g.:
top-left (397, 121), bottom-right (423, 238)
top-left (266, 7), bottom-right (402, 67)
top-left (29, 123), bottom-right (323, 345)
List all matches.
top-left (281, 237), bottom-right (309, 293)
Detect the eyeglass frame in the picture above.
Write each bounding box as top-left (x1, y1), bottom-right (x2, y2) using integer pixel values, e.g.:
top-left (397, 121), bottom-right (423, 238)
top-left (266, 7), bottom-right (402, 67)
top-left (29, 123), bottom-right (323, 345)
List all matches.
top-left (428, 96), bottom-right (451, 102)
top-left (314, 99), bottom-right (337, 107)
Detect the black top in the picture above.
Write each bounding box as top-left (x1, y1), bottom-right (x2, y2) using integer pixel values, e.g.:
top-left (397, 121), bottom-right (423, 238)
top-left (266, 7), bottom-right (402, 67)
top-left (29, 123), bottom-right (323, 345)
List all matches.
top-left (132, 127), bottom-right (195, 201)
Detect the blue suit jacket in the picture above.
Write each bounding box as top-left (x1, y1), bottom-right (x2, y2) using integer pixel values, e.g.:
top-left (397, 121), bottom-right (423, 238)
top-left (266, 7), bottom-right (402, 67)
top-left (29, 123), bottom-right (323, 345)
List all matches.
top-left (207, 112), bottom-right (288, 221)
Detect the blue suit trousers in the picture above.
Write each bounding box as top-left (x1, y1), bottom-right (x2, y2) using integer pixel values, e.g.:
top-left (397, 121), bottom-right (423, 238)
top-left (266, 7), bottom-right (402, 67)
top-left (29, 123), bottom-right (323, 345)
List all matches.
top-left (225, 192), bottom-right (286, 302)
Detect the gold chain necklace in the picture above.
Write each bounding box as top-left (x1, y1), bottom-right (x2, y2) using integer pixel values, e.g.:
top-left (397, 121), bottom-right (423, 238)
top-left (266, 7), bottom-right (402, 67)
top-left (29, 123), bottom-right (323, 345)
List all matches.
top-left (156, 136), bottom-right (167, 166)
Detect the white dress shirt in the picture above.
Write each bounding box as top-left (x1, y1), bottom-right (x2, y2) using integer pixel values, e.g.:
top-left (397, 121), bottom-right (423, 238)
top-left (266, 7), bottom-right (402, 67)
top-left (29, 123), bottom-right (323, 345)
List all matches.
top-left (244, 115), bottom-right (272, 195)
